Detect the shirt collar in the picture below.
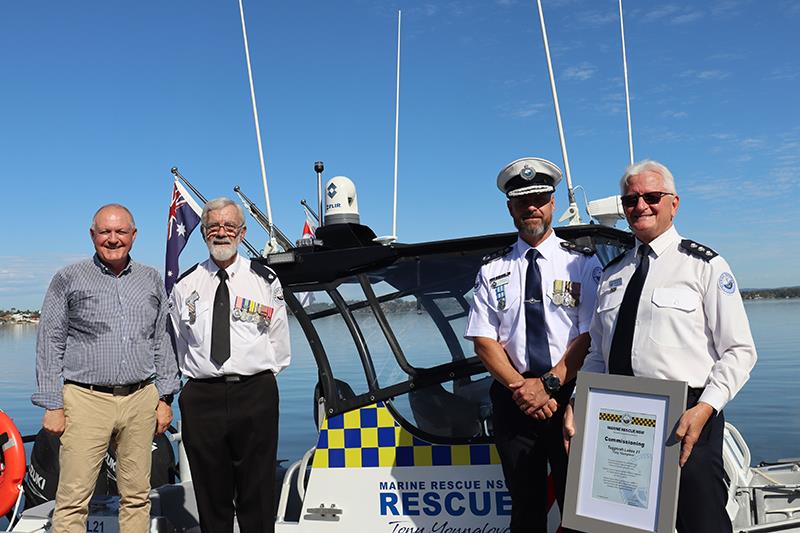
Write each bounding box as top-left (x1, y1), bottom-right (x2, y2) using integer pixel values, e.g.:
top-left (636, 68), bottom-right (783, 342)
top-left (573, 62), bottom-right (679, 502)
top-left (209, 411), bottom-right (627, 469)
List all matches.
top-left (93, 254), bottom-right (133, 277)
top-left (636, 225), bottom-right (680, 258)
top-left (514, 230), bottom-right (557, 261)
top-left (204, 253), bottom-right (246, 279)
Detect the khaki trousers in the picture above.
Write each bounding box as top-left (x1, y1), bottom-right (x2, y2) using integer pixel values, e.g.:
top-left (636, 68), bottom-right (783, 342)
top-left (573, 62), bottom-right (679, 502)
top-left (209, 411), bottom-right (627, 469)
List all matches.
top-left (52, 383), bottom-right (158, 533)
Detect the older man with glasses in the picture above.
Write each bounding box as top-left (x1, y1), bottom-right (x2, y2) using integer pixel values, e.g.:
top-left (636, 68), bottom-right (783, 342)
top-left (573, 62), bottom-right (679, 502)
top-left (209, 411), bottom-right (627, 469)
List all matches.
top-left (169, 197), bottom-right (291, 533)
top-left (564, 160), bottom-right (757, 533)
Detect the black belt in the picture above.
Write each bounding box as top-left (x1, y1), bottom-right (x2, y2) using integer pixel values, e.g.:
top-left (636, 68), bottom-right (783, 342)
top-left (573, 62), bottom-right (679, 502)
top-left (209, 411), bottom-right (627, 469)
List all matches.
top-left (65, 379), bottom-right (153, 396)
top-left (189, 369), bottom-right (273, 384)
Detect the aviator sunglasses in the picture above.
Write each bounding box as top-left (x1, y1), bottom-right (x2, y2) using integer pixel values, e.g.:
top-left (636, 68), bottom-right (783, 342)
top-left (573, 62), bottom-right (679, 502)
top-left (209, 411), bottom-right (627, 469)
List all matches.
top-left (620, 191), bottom-right (674, 208)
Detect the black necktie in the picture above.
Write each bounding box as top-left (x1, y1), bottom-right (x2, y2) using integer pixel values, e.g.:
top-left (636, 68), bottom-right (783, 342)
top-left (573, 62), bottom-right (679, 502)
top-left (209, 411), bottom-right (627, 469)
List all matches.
top-left (525, 248), bottom-right (551, 376)
top-left (608, 244), bottom-right (651, 376)
top-left (211, 269), bottom-right (230, 366)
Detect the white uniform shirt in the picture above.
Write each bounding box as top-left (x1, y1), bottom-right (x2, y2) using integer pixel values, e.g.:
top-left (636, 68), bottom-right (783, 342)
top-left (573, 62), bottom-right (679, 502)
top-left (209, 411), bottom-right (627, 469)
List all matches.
top-left (582, 225), bottom-right (757, 412)
top-left (169, 254), bottom-right (291, 379)
top-left (465, 233), bottom-right (602, 374)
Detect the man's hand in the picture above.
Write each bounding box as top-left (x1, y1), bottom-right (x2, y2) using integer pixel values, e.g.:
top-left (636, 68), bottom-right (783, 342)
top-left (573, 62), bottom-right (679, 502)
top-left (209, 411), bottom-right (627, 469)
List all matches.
top-left (155, 401), bottom-right (173, 435)
top-left (532, 398), bottom-right (558, 420)
top-left (675, 402), bottom-right (714, 467)
top-left (563, 400), bottom-right (575, 453)
top-left (509, 377), bottom-right (551, 415)
top-left (43, 409), bottom-right (66, 435)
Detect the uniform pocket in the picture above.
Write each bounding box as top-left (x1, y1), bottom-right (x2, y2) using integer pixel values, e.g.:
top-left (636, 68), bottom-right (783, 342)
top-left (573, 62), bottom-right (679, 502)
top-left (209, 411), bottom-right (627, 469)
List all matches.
top-left (596, 288), bottom-right (624, 314)
top-left (488, 295), bottom-right (519, 340)
top-left (648, 288), bottom-right (701, 348)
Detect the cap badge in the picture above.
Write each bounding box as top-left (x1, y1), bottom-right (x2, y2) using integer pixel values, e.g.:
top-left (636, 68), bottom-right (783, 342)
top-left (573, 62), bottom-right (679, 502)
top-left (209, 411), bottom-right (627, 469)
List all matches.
top-left (520, 166), bottom-right (535, 180)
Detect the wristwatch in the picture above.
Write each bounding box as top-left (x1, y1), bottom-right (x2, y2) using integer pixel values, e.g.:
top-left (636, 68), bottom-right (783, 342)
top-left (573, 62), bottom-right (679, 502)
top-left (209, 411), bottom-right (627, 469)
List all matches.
top-left (159, 394), bottom-right (174, 405)
top-left (540, 372), bottom-right (562, 396)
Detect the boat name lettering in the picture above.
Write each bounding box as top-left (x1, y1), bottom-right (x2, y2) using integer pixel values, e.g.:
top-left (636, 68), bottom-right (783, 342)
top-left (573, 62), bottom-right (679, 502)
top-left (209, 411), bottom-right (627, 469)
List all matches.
top-left (388, 520), bottom-right (511, 533)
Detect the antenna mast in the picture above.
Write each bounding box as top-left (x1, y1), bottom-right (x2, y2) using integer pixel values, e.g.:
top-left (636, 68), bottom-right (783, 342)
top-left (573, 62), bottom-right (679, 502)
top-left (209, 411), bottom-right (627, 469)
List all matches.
top-left (375, 10), bottom-right (402, 244)
top-left (619, 0), bottom-right (635, 164)
top-left (238, 0), bottom-right (276, 254)
top-left (535, 0), bottom-right (581, 225)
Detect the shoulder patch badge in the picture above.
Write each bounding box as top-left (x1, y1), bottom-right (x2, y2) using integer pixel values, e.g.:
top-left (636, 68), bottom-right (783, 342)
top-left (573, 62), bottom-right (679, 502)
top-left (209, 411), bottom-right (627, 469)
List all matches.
top-left (680, 239), bottom-right (718, 262)
top-left (560, 241), bottom-right (595, 256)
top-left (592, 266), bottom-right (602, 284)
top-left (482, 245), bottom-right (513, 264)
top-left (718, 272), bottom-right (736, 294)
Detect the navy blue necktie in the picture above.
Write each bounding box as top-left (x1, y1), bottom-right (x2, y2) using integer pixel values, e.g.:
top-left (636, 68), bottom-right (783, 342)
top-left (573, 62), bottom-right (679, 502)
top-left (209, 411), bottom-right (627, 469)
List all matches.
top-left (525, 249), bottom-right (551, 376)
top-left (608, 244), bottom-right (651, 376)
top-left (210, 269), bottom-right (231, 366)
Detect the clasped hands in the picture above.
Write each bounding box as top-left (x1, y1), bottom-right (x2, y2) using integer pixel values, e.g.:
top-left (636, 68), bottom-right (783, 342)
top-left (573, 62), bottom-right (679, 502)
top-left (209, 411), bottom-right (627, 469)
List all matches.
top-left (509, 378), bottom-right (558, 420)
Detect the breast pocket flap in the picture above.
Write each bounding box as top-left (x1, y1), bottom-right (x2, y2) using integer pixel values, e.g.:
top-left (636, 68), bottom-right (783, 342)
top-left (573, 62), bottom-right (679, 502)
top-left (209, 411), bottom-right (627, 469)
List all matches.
top-left (596, 290), bottom-right (624, 313)
top-left (651, 288), bottom-right (698, 312)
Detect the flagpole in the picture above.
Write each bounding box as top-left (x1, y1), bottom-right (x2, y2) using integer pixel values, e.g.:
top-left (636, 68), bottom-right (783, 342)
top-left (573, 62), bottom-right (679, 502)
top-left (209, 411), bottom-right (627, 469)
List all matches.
top-left (170, 167), bottom-right (261, 258)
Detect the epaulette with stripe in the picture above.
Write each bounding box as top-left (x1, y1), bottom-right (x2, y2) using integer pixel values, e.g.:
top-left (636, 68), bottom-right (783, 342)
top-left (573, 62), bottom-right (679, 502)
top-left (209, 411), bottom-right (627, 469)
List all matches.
top-left (175, 263), bottom-right (199, 283)
top-left (482, 245), bottom-right (513, 264)
top-left (560, 241), bottom-right (595, 256)
top-left (603, 251), bottom-right (627, 271)
top-left (680, 239), bottom-right (718, 262)
top-left (250, 260), bottom-right (277, 282)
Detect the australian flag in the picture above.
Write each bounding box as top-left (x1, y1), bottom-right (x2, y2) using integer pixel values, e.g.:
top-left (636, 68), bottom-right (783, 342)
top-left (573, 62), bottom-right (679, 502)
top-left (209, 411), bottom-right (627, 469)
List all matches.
top-left (165, 179), bottom-right (202, 295)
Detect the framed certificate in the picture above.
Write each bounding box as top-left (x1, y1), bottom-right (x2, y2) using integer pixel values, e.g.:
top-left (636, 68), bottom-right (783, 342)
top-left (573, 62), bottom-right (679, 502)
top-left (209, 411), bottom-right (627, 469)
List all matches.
top-left (561, 371), bottom-right (687, 533)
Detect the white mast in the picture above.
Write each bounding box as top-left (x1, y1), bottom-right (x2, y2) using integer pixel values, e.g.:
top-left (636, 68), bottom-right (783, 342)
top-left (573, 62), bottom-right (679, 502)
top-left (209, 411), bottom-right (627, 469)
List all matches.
top-left (535, 0), bottom-right (582, 225)
top-left (619, 0), bottom-right (635, 164)
top-left (375, 10), bottom-right (402, 245)
top-left (237, 0), bottom-right (276, 254)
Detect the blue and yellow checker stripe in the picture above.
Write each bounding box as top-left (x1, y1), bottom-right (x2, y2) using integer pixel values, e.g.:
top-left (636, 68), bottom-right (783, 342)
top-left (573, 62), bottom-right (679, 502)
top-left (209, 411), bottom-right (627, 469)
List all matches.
top-left (312, 402), bottom-right (501, 468)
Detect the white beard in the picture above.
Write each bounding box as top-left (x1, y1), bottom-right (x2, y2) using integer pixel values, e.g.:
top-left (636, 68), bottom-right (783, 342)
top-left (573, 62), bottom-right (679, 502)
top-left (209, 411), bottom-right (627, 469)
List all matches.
top-left (208, 240), bottom-right (238, 262)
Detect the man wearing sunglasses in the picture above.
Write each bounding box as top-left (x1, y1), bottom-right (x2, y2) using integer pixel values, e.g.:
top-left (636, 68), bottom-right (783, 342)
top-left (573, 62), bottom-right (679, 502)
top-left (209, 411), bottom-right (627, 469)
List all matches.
top-left (466, 157), bottom-right (602, 532)
top-left (169, 197), bottom-right (291, 533)
top-left (565, 160), bottom-right (757, 533)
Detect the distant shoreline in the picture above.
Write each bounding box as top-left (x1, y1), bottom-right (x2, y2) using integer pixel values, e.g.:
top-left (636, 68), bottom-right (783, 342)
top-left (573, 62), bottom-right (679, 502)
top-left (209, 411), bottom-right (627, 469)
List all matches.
top-left (741, 287), bottom-right (800, 300)
top-left (2, 286), bottom-right (798, 322)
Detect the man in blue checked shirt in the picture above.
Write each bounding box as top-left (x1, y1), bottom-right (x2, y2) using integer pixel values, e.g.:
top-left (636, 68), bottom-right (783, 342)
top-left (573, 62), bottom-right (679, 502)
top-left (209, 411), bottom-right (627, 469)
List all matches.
top-left (33, 203), bottom-right (180, 533)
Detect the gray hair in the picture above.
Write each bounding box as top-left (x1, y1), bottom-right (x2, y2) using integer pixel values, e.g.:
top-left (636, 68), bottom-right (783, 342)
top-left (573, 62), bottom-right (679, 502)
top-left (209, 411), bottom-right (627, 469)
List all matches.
top-left (619, 159), bottom-right (677, 195)
top-left (201, 197), bottom-right (245, 227)
top-left (91, 203), bottom-right (136, 230)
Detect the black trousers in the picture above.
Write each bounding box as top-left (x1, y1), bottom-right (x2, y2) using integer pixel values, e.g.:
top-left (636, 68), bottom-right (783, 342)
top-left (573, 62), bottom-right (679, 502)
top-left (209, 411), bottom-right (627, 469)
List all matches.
top-left (179, 371), bottom-right (279, 533)
top-left (675, 389), bottom-right (732, 533)
top-left (490, 379), bottom-right (578, 533)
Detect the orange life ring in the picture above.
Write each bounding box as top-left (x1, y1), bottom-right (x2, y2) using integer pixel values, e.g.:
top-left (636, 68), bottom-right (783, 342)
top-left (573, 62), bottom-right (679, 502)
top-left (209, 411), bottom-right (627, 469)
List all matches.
top-left (0, 410), bottom-right (26, 516)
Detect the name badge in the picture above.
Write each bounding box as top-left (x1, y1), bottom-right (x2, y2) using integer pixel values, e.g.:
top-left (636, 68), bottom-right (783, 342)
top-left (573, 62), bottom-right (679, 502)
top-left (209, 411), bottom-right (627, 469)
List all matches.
top-left (490, 272), bottom-right (511, 288)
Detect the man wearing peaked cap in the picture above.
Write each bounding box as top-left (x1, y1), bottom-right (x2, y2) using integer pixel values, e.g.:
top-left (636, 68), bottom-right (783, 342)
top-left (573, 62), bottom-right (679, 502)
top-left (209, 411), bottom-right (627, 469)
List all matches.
top-left (466, 157), bottom-right (601, 532)
top-left (497, 156), bottom-right (563, 196)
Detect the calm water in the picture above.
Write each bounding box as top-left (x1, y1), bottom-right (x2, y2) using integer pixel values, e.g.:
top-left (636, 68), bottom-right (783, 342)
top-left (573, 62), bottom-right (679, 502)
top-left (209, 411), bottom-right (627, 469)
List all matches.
top-left (1, 299), bottom-right (798, 466)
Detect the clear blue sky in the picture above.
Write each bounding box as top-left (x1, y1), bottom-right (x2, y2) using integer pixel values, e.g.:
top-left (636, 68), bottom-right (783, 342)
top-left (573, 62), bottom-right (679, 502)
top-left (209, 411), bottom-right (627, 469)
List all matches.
top-left (1, 0), bottom-right (798, 309)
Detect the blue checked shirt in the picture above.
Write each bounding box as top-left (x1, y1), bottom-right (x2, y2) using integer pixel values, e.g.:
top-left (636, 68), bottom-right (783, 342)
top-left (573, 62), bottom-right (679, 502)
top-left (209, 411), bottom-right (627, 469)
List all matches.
top-left (32, 255), bottom-right (181, 410)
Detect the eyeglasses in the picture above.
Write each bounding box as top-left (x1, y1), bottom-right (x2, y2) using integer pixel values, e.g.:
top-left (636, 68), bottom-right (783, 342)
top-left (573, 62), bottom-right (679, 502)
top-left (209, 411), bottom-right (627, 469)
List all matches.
top-left (203, 222), bottom-right (244, 235)
top-left (620, 191), bottom-right (674, 208)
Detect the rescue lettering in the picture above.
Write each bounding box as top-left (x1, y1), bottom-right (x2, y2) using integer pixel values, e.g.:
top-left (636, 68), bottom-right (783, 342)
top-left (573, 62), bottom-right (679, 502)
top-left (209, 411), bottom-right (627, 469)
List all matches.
top-left (380, 491), bottom-right (512, 517)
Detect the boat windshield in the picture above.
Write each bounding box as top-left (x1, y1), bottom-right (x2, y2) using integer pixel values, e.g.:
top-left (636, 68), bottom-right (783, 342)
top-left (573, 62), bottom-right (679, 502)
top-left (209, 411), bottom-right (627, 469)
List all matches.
top-left (274, 225), bottom-right (632, 444)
